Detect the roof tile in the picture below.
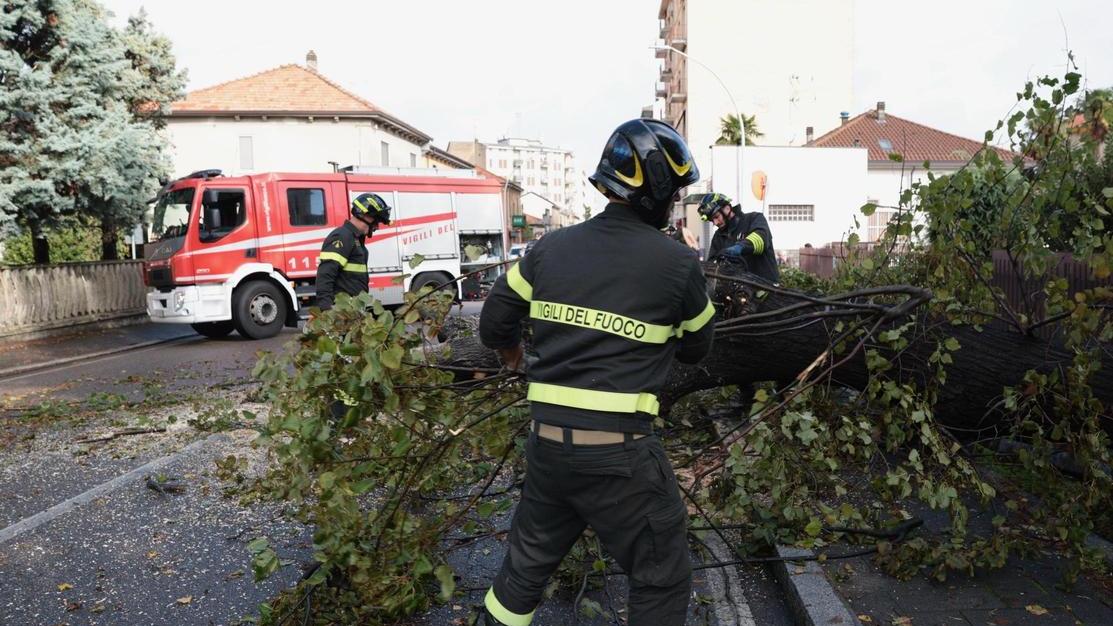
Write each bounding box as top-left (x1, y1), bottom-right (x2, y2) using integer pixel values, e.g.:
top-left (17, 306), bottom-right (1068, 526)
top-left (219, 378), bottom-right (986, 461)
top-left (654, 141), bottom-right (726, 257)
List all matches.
top-left (811, 110), bottom-right (1014, 162)
top-left (171, 64), bottom-right (379, 114)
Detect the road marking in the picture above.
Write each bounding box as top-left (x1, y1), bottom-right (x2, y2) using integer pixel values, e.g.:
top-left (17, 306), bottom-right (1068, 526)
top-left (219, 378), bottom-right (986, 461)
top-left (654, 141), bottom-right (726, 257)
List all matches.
top-left (0, 334), bottom-right (202, 382)
top-left (0, 434), bottom-right (223, 545)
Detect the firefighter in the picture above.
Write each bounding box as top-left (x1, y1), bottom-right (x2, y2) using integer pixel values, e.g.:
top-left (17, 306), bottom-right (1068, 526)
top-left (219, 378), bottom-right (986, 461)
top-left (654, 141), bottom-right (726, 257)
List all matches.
top-left (315, 192), bottom-right (391, 311)
top-left (698, 193), bottom-right (780, 283)
top-left (476, 119), bottom-right (715, 626)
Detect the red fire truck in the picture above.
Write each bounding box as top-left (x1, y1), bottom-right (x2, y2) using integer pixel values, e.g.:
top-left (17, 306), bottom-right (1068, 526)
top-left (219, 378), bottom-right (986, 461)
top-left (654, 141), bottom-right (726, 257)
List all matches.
top-left (143, 168), bottom-right (506, 339)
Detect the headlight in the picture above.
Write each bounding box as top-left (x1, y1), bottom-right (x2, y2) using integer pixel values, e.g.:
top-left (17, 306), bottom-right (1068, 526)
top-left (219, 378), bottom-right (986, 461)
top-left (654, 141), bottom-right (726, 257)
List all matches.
top-left (174, 290), bottom-right (186, 311)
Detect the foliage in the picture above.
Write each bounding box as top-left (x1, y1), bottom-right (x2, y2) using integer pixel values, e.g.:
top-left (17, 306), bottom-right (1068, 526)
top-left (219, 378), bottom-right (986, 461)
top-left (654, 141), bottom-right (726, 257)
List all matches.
top-left (743, 59), bottom-right (1108, 579)
top-left (0, 0), bottom-right (183, 263)
top-left (249, 287), bottom-right (529, 623)
top-left (715, 112), bottom-right (764, 146)
top-left (1, 214), bottom-right (127, 264)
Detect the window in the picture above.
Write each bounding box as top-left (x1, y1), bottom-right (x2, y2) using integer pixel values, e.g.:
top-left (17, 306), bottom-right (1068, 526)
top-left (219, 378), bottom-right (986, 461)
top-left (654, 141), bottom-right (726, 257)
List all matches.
top-left (198, 188), bottom-right (247, 243)
top-left (500, 159), bottom-right (507, 168)
top-left (768, 204), bottom-right (814, 222)
top-left (381, 141), bottom-right (390, 167)
top-left (867, 205), bottom-right (897, 242)
top-left (238, 136), bottom-right (254, 170)
top-left (410, 153), bottom-right (417, 168)
top-left (287, 188), bottom-right (327, 226)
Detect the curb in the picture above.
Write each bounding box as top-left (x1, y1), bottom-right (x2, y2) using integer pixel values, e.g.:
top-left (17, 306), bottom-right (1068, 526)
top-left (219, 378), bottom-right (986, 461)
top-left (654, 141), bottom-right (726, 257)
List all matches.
top-left (701, 532), bottom-right (757, 625)
top-left (0, 333), bottom-right (199, 380)
top-left (707, 418), bottom-right (860, 626)
top-left (772, 546), bottom-right (862, 626)
top-left (0, 312), bottom-right (148, 343)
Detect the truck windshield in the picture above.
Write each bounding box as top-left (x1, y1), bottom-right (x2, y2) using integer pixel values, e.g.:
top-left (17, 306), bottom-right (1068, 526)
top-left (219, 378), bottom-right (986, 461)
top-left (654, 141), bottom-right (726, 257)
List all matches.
top-left (152, 188), bottom-right (195, 241)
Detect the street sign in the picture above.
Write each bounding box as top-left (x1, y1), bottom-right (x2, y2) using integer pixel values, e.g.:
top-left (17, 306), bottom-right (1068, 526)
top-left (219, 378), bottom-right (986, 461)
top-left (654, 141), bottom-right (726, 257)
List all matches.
top-left (512, 215), bottom-right (526, 228)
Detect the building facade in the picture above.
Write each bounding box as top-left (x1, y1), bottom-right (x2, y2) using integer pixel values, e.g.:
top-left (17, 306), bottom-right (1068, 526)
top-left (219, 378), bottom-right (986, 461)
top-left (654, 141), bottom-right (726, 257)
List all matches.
top-left (656, 0), bottom-right (854, 194)
top-left (166, 53), bottom-right (431, 178)
top-left (448, 138), bottom-right (582, 224)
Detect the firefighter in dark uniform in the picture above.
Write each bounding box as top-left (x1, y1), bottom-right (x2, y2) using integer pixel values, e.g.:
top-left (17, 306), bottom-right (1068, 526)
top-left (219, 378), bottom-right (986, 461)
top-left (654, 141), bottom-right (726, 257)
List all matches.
top-left (698, 192), bottom-right (780, 283)
top-left (315, 192), bottom-right (391, 311)
top-left (477, 119), bottom-right (715, 626)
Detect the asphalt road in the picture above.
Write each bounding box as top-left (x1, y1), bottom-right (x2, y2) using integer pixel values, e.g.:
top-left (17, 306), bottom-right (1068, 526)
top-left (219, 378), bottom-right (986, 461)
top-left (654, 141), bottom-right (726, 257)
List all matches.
top-left (0, 308), bottom-right (789, 625)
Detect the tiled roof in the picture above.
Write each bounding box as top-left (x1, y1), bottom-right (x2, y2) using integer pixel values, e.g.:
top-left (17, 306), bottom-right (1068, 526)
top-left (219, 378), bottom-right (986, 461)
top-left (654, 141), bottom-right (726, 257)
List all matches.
top-left (171, 64), bottom-right (379, 114)
top-left (811, 109), bottom-right (1014, 163)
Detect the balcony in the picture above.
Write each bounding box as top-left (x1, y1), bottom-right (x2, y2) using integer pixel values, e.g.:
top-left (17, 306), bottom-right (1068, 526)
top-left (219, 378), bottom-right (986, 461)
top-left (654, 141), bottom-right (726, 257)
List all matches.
top-left (655, 42), bottom-right (668, 59)
top-left (660, 67), bottom-right (673, 81)
top-left (540, 162), bottom-right (549, 169)
top-left (656, 82), bottom-right (667, 99)
top-left (668, 91), bottom-right (687, 104)
top-left (669, 38), bottom-right (686, 51)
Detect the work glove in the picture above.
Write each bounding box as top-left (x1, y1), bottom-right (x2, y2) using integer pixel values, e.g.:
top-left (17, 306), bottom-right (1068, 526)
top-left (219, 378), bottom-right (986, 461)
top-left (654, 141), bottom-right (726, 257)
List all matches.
top-left (720, 243), bottom-right (745, 259)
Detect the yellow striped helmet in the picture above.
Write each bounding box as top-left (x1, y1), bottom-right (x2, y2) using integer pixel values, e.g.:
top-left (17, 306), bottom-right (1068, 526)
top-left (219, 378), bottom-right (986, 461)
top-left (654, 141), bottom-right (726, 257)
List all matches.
top-left (589, 119), bottom-right (699, 217)
top-left (697, 193), bottom-right (733, 222)
top-left (351, 193), bottom-right (391, 225)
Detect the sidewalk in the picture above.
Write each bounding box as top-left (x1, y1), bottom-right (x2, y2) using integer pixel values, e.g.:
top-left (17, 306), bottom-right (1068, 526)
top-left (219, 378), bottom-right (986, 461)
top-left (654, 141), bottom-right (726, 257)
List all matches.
top-left (0, 321), bottom-right (197, 377)
top-left (824, 503), bottom-right (1113, 626)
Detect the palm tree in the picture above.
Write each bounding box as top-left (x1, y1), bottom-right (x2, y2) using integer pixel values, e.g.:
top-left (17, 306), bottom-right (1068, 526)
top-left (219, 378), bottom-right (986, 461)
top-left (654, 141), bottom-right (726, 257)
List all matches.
top-left (716, 113), bottom-right (764, 146)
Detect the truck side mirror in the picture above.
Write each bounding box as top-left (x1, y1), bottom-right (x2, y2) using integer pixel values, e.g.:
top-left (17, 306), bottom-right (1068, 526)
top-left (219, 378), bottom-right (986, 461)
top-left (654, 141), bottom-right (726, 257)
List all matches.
top-left (203, 189), bottom-right (221, 206)
top-left (205, 207), bottom-right (222, 230)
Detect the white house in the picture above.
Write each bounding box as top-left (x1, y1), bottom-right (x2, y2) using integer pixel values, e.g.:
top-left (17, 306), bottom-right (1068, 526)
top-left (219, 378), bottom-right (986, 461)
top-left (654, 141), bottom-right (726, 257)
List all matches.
top-left (710, 144), bottom-right (868, 260)
top-left (166, 52), bottom-right (432, 178)
top-left (447, 138), bottom-right (582, 222)
top-left (809, 103), bottom-right (1016, 242)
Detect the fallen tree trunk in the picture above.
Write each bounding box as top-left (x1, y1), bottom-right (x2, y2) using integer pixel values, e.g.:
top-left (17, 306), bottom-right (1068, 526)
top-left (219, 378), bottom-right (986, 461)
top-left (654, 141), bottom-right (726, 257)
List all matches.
top-left (439, 264), bottom-right (1112, 435)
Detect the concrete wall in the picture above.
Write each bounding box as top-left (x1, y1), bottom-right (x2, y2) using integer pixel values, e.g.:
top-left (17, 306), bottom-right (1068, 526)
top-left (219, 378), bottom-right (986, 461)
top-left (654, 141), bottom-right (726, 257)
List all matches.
top-left (166, 117), bottom-right (425, 178)
top-left (0, 261), bottom-right (146, 338)
top-left (711, 144), bottom-right (868, 252)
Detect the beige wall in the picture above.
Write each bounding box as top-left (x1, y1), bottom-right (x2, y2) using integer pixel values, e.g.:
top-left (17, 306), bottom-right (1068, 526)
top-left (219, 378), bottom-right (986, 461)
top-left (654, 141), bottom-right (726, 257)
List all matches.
top-left (166, 117), bottom-right (426, 178)
top-left (0, 262), bottom-right (146, 338)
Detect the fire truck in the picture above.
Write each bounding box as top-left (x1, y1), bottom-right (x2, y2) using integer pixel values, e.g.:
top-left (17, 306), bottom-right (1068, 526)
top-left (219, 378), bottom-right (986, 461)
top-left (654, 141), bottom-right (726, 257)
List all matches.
top-left (143, 168), bottom-right (506, 339)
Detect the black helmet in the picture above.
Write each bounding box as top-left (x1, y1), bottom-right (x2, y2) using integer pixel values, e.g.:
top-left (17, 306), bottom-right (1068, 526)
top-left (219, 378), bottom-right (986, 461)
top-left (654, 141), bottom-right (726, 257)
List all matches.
top-left (697, 193), bottom-right (733, 222)
top-left (589, 119), bottom-right (699, 219)
top-left (351, 193), bottom-right (391, 225)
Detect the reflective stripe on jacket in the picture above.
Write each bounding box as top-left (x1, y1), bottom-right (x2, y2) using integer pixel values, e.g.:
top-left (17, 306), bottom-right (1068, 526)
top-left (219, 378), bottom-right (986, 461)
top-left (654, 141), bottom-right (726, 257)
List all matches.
top-left (479, 203), bottom-right (715, 434)
top-left (315, 221), bottom-right (369, 310)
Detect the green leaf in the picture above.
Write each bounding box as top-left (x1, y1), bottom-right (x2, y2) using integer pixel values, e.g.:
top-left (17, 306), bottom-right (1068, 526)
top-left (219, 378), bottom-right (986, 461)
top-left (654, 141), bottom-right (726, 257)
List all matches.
top-left (407, 254), bottom-right (425, 270)
top-left (593, 558), bottom-right (606, 572)
top-left (804, 518), bottom-right (822, 537)
top-left (434, 565), bottom-right (456, 601)
top-left (861, 258), bottom-right (875, 270)
top-left (319, 471), bottom-right (336, 490)
top-left (390, 273), bottom-right (411, 285)
top-left (1102, 187), bottom-right (1113, 199)
top-left (847, 232), bottom-right (860, 248)
top-left (860, 203), bottom-right (877, 217)
top-left (381, 345), bottom-right (404, 370)
top-left (246, 537), bottom-right (269, 554)
top-left (944, 337), bottom-right (961, 351)
top-left (476, 502), bottom-right (495, 518)
top-left (305, 564), bottom-right (331, 586)
top-left (404, 309), bottom-right (420, 325)
top-left (464, 244), bottom-right (487, 262)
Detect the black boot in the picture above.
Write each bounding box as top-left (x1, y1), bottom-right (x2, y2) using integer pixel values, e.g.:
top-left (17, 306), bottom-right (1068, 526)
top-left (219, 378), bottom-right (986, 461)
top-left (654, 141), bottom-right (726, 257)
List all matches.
top-left (469, 605), bottom-right (506, 626)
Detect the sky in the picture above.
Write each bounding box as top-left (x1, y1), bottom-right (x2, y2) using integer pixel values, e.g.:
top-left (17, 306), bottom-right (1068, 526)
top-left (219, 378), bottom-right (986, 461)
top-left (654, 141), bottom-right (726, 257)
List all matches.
top-left (100, 0), bottom-right (1112, 199)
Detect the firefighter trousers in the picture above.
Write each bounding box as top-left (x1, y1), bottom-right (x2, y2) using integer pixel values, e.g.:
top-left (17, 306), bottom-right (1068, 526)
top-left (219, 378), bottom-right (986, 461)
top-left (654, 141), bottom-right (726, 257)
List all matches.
top-left (486, 427), bottom-right (691, 625)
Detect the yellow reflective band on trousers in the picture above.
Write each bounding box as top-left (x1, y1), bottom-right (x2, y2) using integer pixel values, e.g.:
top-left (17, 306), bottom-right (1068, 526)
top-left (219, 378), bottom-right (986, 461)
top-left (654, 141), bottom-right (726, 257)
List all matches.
top-left (506, 263), bottom-right (533, 302)
top-left (530, 300), bottom-right (674, 344)
top-left (318, 251), bottom-right (348, 266)
top-left (677, 299), bottom-right (716, 336)
top-left (485, 588), bottom-right (534, 626)
top-left (342, 263), bottom-right (367, 273)
top-left (746, 232), bottom-right (764, 255)
top-left (528, 382), bottom-right (660, 416)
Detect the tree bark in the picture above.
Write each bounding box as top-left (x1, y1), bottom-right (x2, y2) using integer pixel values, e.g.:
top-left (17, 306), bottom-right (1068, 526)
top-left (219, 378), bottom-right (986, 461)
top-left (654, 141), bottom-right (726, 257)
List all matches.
top-left (439, 266), bottom-right (1112, 436)
top-left (100, 215), bottom-right (119, 261)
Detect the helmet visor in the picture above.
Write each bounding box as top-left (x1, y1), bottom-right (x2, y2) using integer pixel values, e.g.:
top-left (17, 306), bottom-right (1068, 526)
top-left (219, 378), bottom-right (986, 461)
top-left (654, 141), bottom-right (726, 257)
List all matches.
top-left (607, 133), bottom-right (640, 183)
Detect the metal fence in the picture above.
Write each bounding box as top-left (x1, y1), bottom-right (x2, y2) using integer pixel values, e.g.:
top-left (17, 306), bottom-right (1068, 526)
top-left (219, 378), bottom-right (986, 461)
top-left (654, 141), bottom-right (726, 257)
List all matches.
top-left (0, 261), bottom-right (146, 338)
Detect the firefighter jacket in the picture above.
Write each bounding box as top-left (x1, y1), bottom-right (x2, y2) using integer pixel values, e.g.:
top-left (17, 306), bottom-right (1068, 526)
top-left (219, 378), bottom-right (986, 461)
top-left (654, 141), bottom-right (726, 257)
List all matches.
top-left (707, 207), bottom-right (780, 283)
top-left (479, 203), bottom-right (716, 434)
top-left (316, 221), bottom-right (369, 310)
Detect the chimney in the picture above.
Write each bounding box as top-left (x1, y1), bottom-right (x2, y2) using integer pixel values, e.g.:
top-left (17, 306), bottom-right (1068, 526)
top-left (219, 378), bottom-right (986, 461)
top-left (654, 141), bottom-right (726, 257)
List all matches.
top-left (805, 126), bottom-right (814, 145)
top-left (306, 50), bottom-right (318, 72)
top-left (877, 101), bottom-right (886, 122)
top-left (840, 111), bottom-right (850, 126)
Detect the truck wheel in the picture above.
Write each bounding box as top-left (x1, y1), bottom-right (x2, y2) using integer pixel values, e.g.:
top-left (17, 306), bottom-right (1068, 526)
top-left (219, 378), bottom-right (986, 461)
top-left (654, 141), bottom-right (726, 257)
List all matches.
top-left (233, 280), bottom-right (287, 339)
top-left (191, 321), bottom-right (235, 338)
top-left (411, 272), bottom-right (455, 299)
